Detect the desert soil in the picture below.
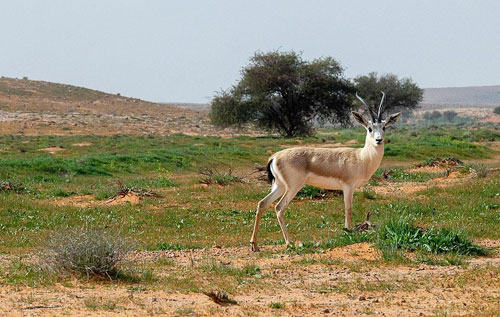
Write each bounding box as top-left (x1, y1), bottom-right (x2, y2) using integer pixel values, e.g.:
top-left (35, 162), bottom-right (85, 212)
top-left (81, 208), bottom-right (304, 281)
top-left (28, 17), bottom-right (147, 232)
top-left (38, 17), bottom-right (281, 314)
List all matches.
top-left (0, 241), bottom-right (498, 316)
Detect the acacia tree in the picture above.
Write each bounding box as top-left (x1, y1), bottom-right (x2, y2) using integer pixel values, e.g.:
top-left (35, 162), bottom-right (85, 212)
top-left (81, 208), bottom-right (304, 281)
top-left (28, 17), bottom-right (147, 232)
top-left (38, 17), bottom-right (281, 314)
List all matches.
top-left (354, 72), bottom-right (423, 120)
top-left (210, 51), bottom-right (354, 137)
top-left (443, 110), bottom-right (458, 122)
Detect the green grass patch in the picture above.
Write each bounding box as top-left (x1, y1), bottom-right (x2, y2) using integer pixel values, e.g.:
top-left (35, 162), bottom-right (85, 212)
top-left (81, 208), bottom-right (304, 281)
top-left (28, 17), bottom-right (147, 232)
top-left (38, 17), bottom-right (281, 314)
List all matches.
top-left (296, 185), bottom-right (330, 199)
top-left (0, 259), bottom-right (58, 287)
top-left (268, 302), bottom-right (283, 309)
top-left (377, 215), bottom-right (487, 256)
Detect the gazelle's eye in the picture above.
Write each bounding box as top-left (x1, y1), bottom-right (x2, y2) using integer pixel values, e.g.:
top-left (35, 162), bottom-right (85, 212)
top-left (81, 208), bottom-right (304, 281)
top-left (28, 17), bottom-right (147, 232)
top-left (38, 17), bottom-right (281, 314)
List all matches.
top-left (368, 127), bottom-right (373, 133)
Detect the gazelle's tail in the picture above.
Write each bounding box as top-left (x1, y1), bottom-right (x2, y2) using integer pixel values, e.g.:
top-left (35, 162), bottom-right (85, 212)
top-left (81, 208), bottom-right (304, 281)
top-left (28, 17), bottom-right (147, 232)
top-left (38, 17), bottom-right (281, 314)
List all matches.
top-left (266, 159), bottom-right (275, 184)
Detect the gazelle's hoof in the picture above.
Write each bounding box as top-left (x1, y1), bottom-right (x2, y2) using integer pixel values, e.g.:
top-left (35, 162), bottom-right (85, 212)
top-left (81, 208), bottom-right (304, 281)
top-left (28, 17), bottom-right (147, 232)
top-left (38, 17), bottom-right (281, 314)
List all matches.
top-left (250, 242), bottom-right (259, 252)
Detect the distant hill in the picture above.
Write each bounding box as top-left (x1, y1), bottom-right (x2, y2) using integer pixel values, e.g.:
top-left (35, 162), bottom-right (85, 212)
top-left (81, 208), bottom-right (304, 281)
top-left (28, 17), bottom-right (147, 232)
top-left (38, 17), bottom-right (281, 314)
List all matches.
top-left (422, 85), bottom-right (500, 108)
top-left (162, 103), bottom-right (210, 112)
top-left (0, 77), bottom-right (236, 136)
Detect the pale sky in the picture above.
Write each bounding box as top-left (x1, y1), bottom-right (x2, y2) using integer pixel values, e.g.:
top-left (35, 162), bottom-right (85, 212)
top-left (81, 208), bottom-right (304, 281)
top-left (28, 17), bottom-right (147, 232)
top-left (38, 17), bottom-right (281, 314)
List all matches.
top-left (1, 0), bottom-right (499, 103)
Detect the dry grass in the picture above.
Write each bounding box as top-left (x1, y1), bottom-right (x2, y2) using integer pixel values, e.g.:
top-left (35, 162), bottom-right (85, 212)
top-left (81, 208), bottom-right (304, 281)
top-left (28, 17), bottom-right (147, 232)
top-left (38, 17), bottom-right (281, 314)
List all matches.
top-left (46, 227), bottom-right (132, 279)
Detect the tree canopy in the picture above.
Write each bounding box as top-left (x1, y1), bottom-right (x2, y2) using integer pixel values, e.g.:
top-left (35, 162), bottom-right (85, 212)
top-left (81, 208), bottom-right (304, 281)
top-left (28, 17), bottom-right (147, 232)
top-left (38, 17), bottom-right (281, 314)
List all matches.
top-left (210, 51), bottom-right (354, 137)
top-left (353, 72), bottom-right (423, 120)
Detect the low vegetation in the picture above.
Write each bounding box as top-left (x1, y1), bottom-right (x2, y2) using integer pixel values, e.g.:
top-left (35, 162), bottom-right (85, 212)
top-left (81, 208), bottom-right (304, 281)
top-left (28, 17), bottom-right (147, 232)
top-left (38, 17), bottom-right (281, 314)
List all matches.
top-left (199, 167), bottom-right (245, 186)
top-left (377, 215), bottom-right (487, 256)
top-left (46, 227), bottom-right (132, 278)
top-left (0, 124), bottom-right (497, 315)
top-left (0, 127), bottom-right (497, 252)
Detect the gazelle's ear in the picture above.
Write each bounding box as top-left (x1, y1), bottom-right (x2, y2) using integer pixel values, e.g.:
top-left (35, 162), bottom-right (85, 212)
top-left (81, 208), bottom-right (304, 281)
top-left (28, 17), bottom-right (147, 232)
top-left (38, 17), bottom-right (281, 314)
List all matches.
top-left (351, 111), bottom-right (369, 128)
top-left (385, 112), bottom-right (401, 127)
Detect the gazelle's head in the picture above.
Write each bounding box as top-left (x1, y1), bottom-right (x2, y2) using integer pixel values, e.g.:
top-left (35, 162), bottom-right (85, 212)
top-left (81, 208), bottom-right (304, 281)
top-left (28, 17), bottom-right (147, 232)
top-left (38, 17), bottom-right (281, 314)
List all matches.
top-left (352, 92), bottom-right (401, 147)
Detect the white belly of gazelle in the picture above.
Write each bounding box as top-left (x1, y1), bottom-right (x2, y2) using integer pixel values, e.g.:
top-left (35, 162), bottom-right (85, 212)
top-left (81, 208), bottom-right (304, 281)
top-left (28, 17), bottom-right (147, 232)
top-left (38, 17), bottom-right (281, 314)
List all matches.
top-left (305, 173), bottom-right (343, 190)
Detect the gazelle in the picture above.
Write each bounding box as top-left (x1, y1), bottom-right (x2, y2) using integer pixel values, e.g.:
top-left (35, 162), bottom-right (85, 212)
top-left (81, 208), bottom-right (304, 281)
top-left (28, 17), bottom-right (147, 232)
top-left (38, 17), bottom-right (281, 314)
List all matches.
top-left (250, 92), bottom-right (401, 251)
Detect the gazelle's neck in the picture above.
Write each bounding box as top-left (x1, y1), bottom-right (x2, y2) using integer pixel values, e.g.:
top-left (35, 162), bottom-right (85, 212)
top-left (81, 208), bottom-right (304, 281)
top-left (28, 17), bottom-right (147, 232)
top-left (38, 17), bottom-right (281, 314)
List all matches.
top-left (360, 133), bottom-right (384, 177)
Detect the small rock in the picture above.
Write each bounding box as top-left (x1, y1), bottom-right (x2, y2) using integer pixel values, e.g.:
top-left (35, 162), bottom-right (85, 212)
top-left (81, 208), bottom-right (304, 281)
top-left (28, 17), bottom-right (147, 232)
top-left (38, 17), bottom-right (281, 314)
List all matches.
top-left (359, 295), bottom-right (366, 301)
top-left (323, 308), bottom-right (330, 313)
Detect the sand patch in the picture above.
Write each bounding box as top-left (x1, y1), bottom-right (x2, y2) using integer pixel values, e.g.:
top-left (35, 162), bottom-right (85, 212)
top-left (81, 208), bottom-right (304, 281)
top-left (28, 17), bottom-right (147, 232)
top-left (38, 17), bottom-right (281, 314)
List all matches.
top-left (51, 195), bottom-right (94, 208)
top-left (71, 142), bottom-right (92, 147)
top-left (51, 193), bottom-right (142, 208)
top-left (317, 242), bottom-right (379, 261)
top-left (409, 165), bottom-right (447, 173)
top-left (38, 146), bottom-right (64, 154)
top-left (102, 192), bottom-right (141, 205)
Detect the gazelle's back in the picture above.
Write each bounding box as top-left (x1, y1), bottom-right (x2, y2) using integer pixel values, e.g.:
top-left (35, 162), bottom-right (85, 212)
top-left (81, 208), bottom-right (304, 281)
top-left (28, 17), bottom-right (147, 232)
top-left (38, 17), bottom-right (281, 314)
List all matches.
top-left (271, 147), bottom-right (363, 183)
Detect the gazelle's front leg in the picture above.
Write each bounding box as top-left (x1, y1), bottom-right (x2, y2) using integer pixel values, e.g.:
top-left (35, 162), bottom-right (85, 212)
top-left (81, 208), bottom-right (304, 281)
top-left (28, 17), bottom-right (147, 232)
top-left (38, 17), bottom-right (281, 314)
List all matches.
top-left (342, 185), bottom-right (354, 229)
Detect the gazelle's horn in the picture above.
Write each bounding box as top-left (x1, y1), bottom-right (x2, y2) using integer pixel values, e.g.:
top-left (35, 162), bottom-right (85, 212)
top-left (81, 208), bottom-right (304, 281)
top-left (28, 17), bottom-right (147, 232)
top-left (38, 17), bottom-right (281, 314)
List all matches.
top-left (356, 92), bottom-right (376, 121)
top-left (377, 91), bottom-right (385, 122)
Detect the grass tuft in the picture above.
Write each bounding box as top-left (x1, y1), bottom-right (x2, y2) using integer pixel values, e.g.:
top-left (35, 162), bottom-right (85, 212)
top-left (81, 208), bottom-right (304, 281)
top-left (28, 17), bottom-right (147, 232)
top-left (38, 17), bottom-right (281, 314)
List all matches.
top-left (268, 302), bottom-right (283, 309)
top-left (199, 167), bottom-right (245, 186)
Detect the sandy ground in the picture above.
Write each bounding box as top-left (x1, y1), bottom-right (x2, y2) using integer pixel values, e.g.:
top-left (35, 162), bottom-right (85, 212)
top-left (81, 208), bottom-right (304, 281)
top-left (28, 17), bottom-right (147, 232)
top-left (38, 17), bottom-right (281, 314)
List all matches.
top-left (0, 241), bottom-right (498, 316)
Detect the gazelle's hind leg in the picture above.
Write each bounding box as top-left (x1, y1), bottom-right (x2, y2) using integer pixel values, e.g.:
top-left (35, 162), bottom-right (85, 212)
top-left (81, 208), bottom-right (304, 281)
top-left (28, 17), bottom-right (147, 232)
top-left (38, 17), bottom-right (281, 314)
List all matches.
top-left (250, 182), bottom-right (285, 251)
top-left (275, 185), bottom-right (303, 248)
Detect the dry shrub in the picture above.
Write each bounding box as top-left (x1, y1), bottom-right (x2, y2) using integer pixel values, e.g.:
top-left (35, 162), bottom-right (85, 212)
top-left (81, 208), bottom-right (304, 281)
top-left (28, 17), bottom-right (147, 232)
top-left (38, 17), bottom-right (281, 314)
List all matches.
top-left (110, 186), bottom-right (162, 199)
top-left (418, 157), bottom-right (464, 168)
top-left (0, 181), bottom-right (29, 193)
top-left (203, 290), bottom-right (237, 305)
top-left (199, 167), bottom-right (245, 186)
top-left (469, 163), bottom-right (488, 178)
top-left (46, 227), bottom-right (132, 279)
